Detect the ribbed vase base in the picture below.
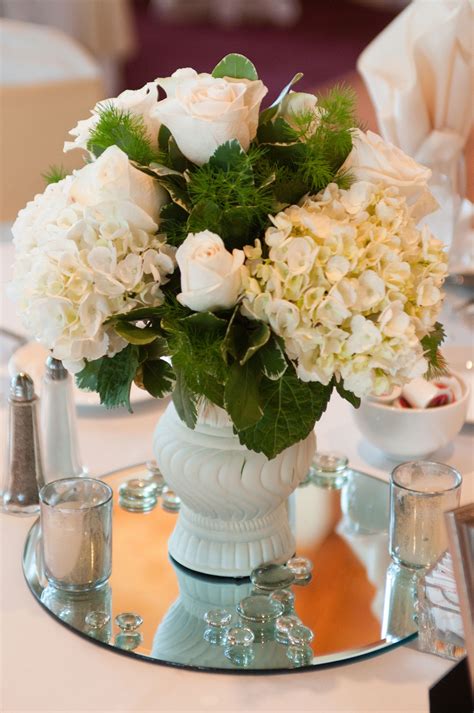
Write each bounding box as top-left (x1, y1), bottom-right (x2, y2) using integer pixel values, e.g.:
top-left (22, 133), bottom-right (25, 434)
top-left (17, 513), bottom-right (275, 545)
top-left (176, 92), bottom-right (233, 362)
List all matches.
top-left (167, 503), bottom-right (296, 578)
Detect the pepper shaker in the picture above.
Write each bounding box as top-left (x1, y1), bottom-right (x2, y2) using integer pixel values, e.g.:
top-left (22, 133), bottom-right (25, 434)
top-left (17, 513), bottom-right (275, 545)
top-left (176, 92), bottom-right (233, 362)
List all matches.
top-left (41, 356), bottom-right (86, 483)
top-left (1, 372), bottom-right (44, 515)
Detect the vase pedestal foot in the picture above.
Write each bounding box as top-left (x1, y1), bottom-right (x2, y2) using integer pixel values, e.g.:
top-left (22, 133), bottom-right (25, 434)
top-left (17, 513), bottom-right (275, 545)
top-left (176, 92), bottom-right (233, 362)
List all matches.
top-left (168, 502), bottom-right (296, 578)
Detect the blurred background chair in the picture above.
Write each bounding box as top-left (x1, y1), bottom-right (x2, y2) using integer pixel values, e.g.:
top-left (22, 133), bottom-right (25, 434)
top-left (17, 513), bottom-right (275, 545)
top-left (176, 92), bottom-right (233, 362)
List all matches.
top-left (0, 19), bottom-right (105, 223)
top-left (0, 0), bottom-right (135, 94)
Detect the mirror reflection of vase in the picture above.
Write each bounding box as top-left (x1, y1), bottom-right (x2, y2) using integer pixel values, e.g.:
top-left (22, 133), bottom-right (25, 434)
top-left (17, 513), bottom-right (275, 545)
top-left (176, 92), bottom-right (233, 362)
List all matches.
top-left (152, 559), bottom-right (296, 670)
top-left (41, 583), bottom-right (112, 643)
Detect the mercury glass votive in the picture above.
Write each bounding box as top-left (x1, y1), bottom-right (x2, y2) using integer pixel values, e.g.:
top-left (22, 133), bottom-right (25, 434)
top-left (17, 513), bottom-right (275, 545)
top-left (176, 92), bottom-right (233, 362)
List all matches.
top-left (269, 589), bottom-right (295, 615)
top-left (118, 478), bottom-right (159, 512)
top-left (389, 462), bottom-right (462, 569)
top-left (250, 563), bottom-right (295, 591)
top-left (40, 478), bottom-right (112, 591)
top-left (287, 557), bottom-right (313, 584)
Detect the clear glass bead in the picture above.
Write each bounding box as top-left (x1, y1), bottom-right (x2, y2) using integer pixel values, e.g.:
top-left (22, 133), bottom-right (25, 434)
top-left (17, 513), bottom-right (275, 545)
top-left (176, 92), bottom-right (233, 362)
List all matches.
top-left (275, 614), bottom-right (301, 644)
top-left (58, 606), bottom-right (74, 623)
top-left (118, 478), bottom-right (159, 512)
top-left (309, 451), bottom-right (349, 490)
top-left (237, 595), bottom-right (284, 623)
top-left (250, 563), bottom-right (295, 591)
top-left (225, 626), bottom-right (255, 647)
top-left (115, 631), bottom-right (143, 651)
top-left (85, 610), bottom-right (111, 630)
top-left (287, 643), bottom-right (313, 666)
top-left (161, 487), bottom-right (181, 512)
top-left (224, 644), bottom-right (255, 667)
top-left (115, 612), bottom-right (143, 631)
top-left (203, 608), bottom-right (232, 628)
top-left (288, 624), bottom-right (314, 645)
top-left (269, 589), bottom-right (295, 615)
top-left (203, 627), bottom-right (229, 645)
top-left (287, 556), bottom-right (313, 583)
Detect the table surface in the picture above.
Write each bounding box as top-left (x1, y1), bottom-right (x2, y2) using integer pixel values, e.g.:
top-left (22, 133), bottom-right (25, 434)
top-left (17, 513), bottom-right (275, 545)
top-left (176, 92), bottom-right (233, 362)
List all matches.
top-left (1, 72), bottom-right (473, 712)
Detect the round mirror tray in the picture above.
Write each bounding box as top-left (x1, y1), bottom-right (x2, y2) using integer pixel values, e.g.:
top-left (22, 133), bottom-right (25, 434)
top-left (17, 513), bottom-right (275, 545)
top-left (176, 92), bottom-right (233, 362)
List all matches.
top-left (23, 464), bottom-right (418, 673)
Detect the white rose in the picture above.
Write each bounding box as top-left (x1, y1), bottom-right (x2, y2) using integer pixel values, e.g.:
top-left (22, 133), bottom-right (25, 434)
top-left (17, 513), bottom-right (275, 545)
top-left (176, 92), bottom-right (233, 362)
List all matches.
top-left (342, 129), bottom-right (438, 220)
top-left (278, 91), bottom-right (320, 134)
top-left (152, 68), bottom-right (267, 165)
top-left (64, 81), bottom-right (161, 153)
top-left (70, 145), bottom-right (167, 224)
top-left (176, 230), bottom-right (245, 312)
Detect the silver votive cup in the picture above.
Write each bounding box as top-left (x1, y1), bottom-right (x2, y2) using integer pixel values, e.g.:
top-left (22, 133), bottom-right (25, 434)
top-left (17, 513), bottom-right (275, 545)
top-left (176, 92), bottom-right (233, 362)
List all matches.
top-left (40, 477), bottom-right (113, 591)
top-left (389, 462), bottom-right (462, 569)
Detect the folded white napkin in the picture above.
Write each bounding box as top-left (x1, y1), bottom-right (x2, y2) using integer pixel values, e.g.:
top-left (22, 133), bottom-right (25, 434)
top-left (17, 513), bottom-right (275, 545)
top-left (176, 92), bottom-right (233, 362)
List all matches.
top-left (357, 0), bottom-right (473, 249)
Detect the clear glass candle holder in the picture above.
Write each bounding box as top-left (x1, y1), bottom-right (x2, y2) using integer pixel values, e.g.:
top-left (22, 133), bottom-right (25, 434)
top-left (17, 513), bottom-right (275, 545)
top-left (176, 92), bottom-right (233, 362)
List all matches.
top-left (40, 478), bottom-right (113, 591)
top-left (389, 462), bottom-right (462, 569)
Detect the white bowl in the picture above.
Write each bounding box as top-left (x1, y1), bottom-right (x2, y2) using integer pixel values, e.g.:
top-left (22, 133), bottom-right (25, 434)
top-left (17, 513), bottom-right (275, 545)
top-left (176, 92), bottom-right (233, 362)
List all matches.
top-left (353, 371), bottom-right (470, 460)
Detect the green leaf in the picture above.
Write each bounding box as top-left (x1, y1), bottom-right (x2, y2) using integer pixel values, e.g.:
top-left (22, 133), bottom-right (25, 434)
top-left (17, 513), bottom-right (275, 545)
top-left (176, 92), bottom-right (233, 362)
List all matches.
top-left (142, 359), bottom-right (175, 398)
top-left (168, 136), bottom-right (190, 172)
top-left (258, 336), bottom-right (287, 380)
top-left (269, 72), bottom-right (304, 109)
top-left (172, 368), bottom-right (198, 428)
top-left (182, 311), bottom-right (228, 331)
top-left (159, 201), bottom-right (189, 246)
top-left (334, 378), bottom-right (360, 408)
top-left (257, 118), bottom-right (299, 145)
top-left (114, 322), bottom-right (163, 345)
top-left (158, 124), bottom-right (172, 151)
top-left (237, 371), bottom-right (334, 459)
top-left (96, 345), bottom-right (140, 412)
top-left (212, 53), bottom-right (258, 81)
top-left (138, 162), bottom-right (183, 179)
top-left (421, 322), bottom-right (448, 379)
top-left (187, 199), bottom-right (221, 235)
top-left (240, 321), bottom-right (271, 365)
top-left (159, 173), bottom-right (192, 211)
top-left (75, 358), bottom-right (102, 392)
top-left (224, 361), bottom-right (263, 430)
top-left (220, 207), bottom-right (253, 249)
top-left (208, 140), bottom-right (248, 172)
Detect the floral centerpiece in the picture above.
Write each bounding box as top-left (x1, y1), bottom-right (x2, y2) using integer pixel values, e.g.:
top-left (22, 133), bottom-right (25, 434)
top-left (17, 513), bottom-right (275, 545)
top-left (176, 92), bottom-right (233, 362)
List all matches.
top-left (10, 54), bottom-right (447, 575)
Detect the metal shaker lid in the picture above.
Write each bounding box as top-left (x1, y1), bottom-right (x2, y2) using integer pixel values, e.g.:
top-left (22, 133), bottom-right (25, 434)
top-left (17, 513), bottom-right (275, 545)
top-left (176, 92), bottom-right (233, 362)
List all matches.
top-left (10, 372), bottom-right (35, 401)
top-left (45, 356), bottom-right (68, 381)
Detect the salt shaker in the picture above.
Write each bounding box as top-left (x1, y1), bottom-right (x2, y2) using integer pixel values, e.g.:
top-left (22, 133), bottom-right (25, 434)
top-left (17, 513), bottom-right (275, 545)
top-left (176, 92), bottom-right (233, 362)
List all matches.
top-left (41, 357), bottom-right (86, 483)
top-left (1, 373), bottom-right (44, 515)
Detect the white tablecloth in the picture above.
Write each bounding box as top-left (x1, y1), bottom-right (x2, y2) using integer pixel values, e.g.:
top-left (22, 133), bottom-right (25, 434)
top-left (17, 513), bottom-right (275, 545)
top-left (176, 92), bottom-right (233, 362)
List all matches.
top-left (0, 236), bottom-right (473, 713)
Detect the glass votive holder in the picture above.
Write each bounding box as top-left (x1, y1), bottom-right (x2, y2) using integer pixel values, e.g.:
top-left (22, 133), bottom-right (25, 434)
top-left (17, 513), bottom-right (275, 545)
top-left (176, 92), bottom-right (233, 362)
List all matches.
top-left (389, 461), bottom-right (462, 569)
top-left (309, 452), bottom-right (349, 490)
top-left (40, 478), bottom-right (113, 591)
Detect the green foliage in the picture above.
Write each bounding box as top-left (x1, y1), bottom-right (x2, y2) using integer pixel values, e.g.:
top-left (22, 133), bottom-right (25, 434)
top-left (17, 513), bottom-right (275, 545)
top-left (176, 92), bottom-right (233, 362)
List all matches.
top-left (224, 361), bottom-right (263, 430)
top-left (141, 358), bottom-right (175, 398)
top-left (212, 53), bottom-right (258, 81)
top-left (42, 165), bottom-right (67, 185)
top-left (421, 322), bottom-right (448, 379)
top-left (76, 345), bottom-right (140, 412)
top-left (87, 104), bottom-right (161, 165)
top-left (237, 369), bottom-right (334, 459)
top-left (114, 321), bottom-right (163, 345)
top-left (172, 369), bottom-right (198, 429)
top-left (334, 377), bottom-right (361, 408)
top-left (259, 72), bottom-right (304, 124)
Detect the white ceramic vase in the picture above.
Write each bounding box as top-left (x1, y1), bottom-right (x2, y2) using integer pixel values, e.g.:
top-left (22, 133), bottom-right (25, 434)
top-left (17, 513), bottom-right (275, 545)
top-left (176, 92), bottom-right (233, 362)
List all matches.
top-left (153, 401), bottom-right (316, 577)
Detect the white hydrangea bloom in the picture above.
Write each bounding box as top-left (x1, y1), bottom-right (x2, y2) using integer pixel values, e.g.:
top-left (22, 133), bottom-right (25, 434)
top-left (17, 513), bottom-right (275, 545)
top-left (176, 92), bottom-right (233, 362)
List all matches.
top-left (242, 181), bottom-right (447, 397)
top-left (10, 146), bottom-right (175, 373)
